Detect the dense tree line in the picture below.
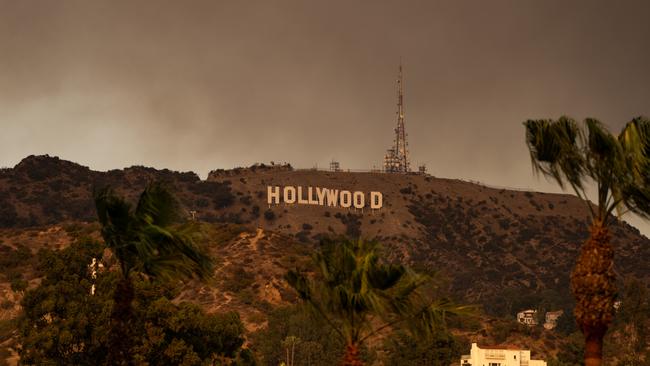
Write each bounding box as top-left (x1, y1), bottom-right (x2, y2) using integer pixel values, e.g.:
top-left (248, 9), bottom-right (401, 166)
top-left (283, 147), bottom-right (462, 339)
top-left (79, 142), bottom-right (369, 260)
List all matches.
top-left (19, 240), bottom-right (251, 365)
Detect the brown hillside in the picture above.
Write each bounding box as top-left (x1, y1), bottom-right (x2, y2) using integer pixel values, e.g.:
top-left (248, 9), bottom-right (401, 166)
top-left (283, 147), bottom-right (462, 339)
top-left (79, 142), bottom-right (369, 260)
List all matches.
top-left (1, 155), bottom-right (648, 304)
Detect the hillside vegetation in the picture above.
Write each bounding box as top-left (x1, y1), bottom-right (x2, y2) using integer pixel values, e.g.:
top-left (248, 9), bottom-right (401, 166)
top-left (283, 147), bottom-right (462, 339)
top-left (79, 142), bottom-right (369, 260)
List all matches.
top-left (0, 155), bottom-right (648, 364)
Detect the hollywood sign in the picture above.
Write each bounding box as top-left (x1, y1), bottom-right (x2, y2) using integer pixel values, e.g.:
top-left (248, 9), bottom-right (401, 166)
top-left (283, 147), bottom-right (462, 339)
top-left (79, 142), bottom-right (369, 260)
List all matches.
top-left (267, 186), bottom-right (383, 209)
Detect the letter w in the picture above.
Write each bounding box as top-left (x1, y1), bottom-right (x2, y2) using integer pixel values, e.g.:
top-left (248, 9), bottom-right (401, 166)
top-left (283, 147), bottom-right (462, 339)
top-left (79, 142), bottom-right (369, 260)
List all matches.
top-left (325, 189), bottom-right (338, 207)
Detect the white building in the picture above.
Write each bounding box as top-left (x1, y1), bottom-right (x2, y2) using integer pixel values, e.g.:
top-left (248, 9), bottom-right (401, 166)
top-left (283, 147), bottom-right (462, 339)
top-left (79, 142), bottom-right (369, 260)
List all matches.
top-left (516, 309), bottom-right (537, 326)
top-left (460, 343), bottom-right (547, 366)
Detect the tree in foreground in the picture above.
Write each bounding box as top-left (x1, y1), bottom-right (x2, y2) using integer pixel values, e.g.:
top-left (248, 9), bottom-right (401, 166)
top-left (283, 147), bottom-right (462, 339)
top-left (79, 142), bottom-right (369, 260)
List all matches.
top-left (19, 240), bottom-right (110, 365)
top-left (20, 239), bottom-right (247, 365)
top-left (285, 238), bottom-right (470, 366)
top-left (94, 182), bottom-right (214, 365)
top-left (524, 116), bottom-right (650, 366)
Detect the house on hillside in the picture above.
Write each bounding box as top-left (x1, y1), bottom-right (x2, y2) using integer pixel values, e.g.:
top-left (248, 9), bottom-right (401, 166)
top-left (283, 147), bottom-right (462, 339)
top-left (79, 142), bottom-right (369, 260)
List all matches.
top-left (543, 310), bottom-right (564, 330)
top-left (516, 309), bottom-right (537, 326)
top-left (460, 343), bottom-right (547, 366)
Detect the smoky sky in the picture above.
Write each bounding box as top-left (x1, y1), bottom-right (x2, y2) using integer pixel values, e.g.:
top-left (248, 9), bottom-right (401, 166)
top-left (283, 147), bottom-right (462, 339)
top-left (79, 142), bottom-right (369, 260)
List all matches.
top-left (1, 0), bottom-right (650, 233)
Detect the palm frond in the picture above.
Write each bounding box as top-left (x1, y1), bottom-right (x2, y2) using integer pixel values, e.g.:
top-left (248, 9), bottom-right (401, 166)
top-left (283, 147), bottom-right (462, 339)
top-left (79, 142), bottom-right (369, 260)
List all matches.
top-left (583, 118), bottom-right (627, 218)
top-left (524, 117), bottom-right (585, 192)
top-left (135, 182), bottom-right (179, 227)
top-left (618, 116), bottom-right (650, 219)
top-left (94, 182), bottom-right (213, 281)
top-left (135, 223), bottom-right (213, 280)
top-left (94, 187), bottom-right (133, 235)
top-left (524, 115), bottom-right (650, 224)
top-left (286, 237), bottom-right (473, 346)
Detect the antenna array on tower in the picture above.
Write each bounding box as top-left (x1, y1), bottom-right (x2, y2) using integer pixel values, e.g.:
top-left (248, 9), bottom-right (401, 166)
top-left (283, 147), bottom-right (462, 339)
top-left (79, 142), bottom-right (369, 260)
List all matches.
top-left (383, 64), bottom-right (410, 173)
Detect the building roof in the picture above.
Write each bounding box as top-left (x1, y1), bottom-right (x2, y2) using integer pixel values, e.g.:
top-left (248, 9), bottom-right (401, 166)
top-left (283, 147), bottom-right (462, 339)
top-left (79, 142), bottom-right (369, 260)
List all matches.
top-left (477, 344), bottom-right (527, 351)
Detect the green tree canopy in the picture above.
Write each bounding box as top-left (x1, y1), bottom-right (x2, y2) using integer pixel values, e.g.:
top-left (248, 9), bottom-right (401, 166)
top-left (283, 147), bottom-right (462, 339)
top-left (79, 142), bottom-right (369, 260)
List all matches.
top-left (19, 239), bottom-right (247, 366)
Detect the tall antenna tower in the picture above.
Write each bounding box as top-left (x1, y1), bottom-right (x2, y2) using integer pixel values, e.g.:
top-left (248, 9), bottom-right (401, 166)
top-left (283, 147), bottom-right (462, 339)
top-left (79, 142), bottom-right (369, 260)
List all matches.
top-left (383, 63), bottom-right (410, 173)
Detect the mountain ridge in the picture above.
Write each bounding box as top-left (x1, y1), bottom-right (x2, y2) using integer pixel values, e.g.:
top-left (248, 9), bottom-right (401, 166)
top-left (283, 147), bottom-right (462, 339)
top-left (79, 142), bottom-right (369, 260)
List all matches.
top-left (1, 154), bottom-right (648, 305)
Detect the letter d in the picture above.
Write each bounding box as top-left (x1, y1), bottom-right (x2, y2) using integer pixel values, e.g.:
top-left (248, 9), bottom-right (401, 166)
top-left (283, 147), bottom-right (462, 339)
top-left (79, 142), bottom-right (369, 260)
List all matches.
top-left (370, 191), bottom-right (383, 209)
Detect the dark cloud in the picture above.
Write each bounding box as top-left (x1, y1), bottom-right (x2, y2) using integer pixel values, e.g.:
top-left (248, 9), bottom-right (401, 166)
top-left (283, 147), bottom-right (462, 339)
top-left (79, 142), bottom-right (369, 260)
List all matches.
top-left (1, 0), bottom-right (649, 232)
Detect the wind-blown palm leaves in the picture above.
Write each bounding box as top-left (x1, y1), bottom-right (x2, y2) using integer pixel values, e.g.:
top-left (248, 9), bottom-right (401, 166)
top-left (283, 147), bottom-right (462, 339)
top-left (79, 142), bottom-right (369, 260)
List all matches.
top-left (286, 238), bottom-right (471, 366)
top-left (524, 116), bottom-right (650, 366)
top-left (94, 182), bottom-right (213, 365)
top-left (95, 183), bottom-right (213, 282)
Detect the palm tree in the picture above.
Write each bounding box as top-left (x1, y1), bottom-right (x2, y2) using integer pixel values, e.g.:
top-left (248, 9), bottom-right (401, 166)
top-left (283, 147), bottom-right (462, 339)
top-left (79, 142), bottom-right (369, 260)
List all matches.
top-left (524, 116), bottom-right (650, 366)
top-left (286, 238), bottom-right (470, 366)
top-left (94, 182), bottom-right (213, 365)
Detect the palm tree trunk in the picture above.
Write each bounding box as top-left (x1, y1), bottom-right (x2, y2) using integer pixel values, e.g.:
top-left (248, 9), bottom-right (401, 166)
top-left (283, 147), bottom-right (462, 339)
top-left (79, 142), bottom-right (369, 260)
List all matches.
top-left (570, 221), bottom-right (616, 366)
top-left (108, 276), bottom-right (135, 366)
top-left (341, 343), bottom-right (363, 366)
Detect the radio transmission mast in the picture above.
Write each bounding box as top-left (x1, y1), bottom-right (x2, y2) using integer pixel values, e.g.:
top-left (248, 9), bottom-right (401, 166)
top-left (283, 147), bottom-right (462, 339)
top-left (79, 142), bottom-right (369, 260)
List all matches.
top-left (383, 63), bottom-right (410, 173)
